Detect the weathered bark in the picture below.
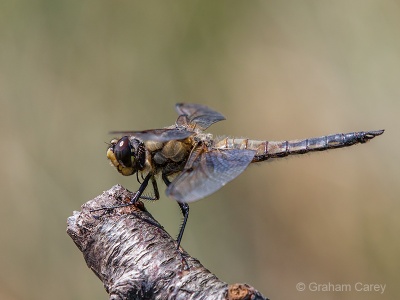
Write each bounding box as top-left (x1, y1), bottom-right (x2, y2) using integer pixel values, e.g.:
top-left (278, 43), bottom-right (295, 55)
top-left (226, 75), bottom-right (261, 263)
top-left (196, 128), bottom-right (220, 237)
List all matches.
top-left (67, 185), bottom-right (268, 300)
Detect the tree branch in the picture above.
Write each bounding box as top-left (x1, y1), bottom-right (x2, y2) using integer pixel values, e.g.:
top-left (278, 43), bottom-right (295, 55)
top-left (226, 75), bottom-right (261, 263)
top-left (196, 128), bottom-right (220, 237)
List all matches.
top-left (67, 184), bottom-right (268, 300)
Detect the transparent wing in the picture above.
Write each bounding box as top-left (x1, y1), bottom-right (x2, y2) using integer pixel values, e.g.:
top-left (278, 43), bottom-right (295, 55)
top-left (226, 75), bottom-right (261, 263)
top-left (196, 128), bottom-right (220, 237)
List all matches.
top-left (175, 103), bottom-right (226, 130)
top-left (166, 148), bottom-right (256, 203)
top-left (110, 128), bottom-right (194, 142)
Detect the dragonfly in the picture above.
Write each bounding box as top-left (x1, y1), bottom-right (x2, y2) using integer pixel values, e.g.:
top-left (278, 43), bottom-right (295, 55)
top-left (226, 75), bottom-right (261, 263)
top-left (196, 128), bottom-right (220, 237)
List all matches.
top-left (102, 103), bottom-right (383, 248)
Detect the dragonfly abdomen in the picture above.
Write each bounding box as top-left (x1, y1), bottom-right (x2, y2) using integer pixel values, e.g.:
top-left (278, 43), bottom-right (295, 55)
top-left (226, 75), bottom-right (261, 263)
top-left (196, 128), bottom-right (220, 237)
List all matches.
top-left (215, 130), bottom-right (384, 162)
top-left (254, 130), bottom-right (384, 162)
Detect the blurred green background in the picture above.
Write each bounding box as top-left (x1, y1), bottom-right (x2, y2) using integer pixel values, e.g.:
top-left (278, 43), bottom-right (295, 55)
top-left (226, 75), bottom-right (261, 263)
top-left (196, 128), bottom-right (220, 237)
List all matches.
top-left (0, 1), bottom-right (398, 299)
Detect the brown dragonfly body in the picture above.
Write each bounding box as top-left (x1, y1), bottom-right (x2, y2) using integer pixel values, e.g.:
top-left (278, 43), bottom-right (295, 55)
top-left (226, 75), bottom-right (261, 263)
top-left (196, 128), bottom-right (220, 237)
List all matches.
top-left (103, 103), bottom-right (384, 248)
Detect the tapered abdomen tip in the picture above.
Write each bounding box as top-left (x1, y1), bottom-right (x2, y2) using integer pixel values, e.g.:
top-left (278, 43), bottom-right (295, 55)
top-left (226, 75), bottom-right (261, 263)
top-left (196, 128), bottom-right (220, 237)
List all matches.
top-left (366, 129), bottom-right (384, 138)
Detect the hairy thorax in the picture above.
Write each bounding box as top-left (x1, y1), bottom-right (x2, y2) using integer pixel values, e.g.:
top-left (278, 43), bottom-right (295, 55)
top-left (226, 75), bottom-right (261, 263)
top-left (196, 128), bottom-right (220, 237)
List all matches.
top-left (144, 137), bottom-right (195, 175)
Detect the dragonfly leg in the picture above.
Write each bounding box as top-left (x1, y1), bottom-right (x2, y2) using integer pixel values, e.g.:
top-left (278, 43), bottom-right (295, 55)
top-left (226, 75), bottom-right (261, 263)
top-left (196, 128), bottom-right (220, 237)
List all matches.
top-left (90, 173), bottom-right (153, 212)
top-left (162, 174), bottom-right (190, 250)
top-left (127, 173), bottom-right (152, 203)
top-left (139, 176), bottom-right (160, 201)
top-left (176, 202), bottom-right (189, 250)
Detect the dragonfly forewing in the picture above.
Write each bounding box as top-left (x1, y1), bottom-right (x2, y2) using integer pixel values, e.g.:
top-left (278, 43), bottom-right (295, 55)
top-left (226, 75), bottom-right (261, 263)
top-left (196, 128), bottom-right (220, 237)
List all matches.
top-left (110, 128), bottom-right (194, 142)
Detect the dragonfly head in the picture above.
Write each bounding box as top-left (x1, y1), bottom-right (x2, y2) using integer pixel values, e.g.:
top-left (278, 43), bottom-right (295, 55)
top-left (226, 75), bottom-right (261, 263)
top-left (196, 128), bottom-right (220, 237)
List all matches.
top-left (107, 136), bottom-right (146, 176)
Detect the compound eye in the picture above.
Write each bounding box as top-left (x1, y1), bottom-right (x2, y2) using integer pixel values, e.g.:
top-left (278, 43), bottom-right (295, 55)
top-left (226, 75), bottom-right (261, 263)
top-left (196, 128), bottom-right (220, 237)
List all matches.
top-left (114, 136), bottom-right (133, 168)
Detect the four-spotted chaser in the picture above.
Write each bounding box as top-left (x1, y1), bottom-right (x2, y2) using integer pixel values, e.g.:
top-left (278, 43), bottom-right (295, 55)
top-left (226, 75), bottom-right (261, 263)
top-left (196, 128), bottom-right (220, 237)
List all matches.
top-left (103, 103), bottom-right (384, 248)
